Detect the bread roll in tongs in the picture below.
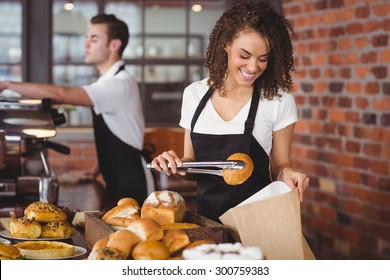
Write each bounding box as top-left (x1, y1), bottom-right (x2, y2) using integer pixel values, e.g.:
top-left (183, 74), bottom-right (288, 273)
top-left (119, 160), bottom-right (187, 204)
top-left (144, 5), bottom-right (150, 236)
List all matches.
top-left (147, 152), bottom-right (254, 186)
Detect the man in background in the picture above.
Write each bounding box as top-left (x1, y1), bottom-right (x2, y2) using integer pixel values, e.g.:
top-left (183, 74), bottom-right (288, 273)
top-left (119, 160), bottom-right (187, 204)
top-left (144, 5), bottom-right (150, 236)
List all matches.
top-left (0, 14), bottom-right (151, 207)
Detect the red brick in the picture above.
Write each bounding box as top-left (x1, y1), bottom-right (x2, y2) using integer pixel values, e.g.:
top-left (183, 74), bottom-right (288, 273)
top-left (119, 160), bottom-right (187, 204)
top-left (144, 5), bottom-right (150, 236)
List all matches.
top-left (363, 20), bottom-right (384, 33)
top-left (379, 49), bottom-right (390, 63)
top-left (364, 82), bottom-right (380, 94)
top-left (373, 3), bottom-right (390, 17)
top-left (371, 160), bottom-right (389, 175)
top-left (329, 53), bottom-right (344, 65)
top-left (363, 143), bottom-right (382, 157)
top-left (329, 110), bottom-right (346, 122)
top-left (355, 5), bottom-right (370, 18)
top-left (346, 22), bottom-right (364, 35)
top-left (355, 97), bottom-right (369, 109)
top-left (355, 67), bottom-right (370, 79)
top-left (369, 127), bottom-right (390, 143)
top-left (343, 170), bottom-right (362, 184)
top-left (353, 156), bottom-right (371, 170)
top-left (373, 97), bottom-right (390, 110)
top-left (355, 37), bottom-right (370, 48)
top-left (346, 140), bottom-right (360, 153)
top-left (345, 111), bottom-right (360, 123)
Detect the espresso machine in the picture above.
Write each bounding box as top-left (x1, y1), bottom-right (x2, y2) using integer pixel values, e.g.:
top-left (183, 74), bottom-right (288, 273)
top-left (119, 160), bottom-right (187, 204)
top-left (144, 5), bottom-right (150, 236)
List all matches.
top-left (0, 98), bottom-right (70, 207)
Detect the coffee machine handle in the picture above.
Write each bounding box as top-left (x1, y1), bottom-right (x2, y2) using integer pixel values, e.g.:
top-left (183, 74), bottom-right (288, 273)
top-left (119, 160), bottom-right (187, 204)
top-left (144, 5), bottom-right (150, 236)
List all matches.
top-left (45, 140), bottom-right (71, 155)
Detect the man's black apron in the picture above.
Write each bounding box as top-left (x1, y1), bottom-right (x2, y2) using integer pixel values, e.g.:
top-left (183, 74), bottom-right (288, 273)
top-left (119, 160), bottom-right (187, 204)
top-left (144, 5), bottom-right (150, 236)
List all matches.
top-left (91, 65), bottom-right (147, 205)
top-left (190, 85), bottom-right (272, 221)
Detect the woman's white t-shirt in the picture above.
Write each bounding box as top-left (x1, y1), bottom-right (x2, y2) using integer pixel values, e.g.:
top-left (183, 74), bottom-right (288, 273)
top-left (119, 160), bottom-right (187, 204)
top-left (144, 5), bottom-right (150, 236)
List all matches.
top-left (179, 78), bottom-right (298, 156)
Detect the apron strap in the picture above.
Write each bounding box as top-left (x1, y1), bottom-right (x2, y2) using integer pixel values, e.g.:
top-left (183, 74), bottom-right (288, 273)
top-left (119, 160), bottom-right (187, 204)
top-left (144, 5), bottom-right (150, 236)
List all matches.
top-left (244, 83), bottom-right (260, 138)
top-left (191, 87), bottom-right (213, 131)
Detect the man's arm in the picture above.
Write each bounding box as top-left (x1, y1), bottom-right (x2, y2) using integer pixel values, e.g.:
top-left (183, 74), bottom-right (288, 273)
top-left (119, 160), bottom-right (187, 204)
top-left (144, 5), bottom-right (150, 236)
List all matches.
top-left (0, 81), bottom-right (93, 106)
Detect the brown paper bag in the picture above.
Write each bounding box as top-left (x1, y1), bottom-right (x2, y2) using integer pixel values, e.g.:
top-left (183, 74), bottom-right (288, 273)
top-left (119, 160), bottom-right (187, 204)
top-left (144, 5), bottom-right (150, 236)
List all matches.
top-left (219, 181), bottom-right (315, 260)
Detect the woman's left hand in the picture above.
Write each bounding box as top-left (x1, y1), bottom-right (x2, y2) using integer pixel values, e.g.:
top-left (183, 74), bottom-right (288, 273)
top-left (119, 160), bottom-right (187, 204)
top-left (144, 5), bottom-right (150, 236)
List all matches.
top-left (279, 167), bottom-right (309, 202)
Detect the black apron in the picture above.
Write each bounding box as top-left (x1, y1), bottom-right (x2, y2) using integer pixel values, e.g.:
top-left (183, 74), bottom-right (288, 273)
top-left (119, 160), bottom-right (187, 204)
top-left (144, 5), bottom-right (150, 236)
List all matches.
top-left (91, 65), bottom-right (147, 205)
top-left (190, 85), bottom-right (272, 221)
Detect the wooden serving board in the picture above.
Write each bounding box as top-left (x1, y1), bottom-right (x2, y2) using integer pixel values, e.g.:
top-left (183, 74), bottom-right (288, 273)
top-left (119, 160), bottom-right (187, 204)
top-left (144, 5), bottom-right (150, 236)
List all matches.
top-left (85, 211), bottom-right (227, 250)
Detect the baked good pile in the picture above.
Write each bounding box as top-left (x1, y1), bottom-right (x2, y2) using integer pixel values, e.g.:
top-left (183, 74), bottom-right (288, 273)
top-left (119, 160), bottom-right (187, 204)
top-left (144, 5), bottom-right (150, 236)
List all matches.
top-left (89, 190), bottom-right (213, 260)
top-left (10, 201), bottom-right (72, 239)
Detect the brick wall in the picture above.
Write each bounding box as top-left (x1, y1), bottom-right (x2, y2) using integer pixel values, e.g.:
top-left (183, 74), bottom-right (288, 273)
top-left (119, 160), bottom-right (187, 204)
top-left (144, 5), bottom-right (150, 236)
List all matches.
top-left (48, 138), bottom-right (97, 176)
top-left (283, 0), bottom-right (390, 259)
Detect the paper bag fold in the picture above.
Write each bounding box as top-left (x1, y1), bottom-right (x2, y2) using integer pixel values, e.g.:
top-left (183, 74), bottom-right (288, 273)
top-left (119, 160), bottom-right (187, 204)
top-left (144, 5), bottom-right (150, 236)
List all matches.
top-left (219, 182), bottom-right (315, 260)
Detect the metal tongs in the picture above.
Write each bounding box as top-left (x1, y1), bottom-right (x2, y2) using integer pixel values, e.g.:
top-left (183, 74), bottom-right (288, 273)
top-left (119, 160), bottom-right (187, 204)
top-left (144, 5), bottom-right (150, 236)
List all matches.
top-left (146, 160), bottom-right (245, 177)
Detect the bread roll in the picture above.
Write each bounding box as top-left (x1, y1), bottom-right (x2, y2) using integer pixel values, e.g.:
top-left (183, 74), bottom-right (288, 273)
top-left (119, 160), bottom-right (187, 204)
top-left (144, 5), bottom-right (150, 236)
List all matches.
top-left (10, 217), bottom-right (42, 239)
top-left (24, 201), bottom-right (67, 223)
top-left (91, 238), bottom-right (109, 253)
top-left (41, 221), bottom-right (72, 238)
top-left (125, 218), bottom-right (164, 241)
top-left (88, 247), bottom-right (126, 260)
top-left (0, 243), bottom-right (21, 260)
top-left (223, 153), bottom-right (254, 185)
top-left (162, 229), bottom-right (190, 254)
top-left (107, 230), bottom-right (140, 258)
top-left (102, 203), bottom-right (140, 222)
top-left (104, 214), bottom-right (140, 228)
top-left (132, 240), bottom-right (170, 260)
top-left (117, 197), bottom-right (139, 208)
top-left (141, 191), bottom-right (185, 225)
top-left (15, 241), bottom-right (75, 259)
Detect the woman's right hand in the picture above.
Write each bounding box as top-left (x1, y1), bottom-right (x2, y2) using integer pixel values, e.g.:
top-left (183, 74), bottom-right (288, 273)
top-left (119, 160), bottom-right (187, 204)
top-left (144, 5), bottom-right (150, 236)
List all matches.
top-left (151, 150), bottom-right (183, 176)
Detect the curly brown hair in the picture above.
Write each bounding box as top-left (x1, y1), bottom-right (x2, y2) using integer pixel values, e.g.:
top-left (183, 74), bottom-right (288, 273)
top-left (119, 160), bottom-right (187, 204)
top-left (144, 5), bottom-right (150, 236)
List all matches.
top-left (205, 0), bottom-right (295, 100)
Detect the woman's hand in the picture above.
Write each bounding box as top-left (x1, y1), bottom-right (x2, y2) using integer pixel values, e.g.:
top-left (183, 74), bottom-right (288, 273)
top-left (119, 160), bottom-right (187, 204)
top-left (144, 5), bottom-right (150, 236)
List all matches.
top-left (151, 150), bottom-right (183, 176)
top-left (279, 167), bottom-right (309, 202)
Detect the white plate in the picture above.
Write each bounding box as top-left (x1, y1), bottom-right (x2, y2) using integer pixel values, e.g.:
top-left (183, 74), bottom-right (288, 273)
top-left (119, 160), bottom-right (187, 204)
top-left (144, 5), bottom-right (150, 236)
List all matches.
top-left (0, 237), bottom-right (11, 245)
top-left (23, 246), bottom-right (87, 260)
top-left (0, 229), bottom-right (80, 241)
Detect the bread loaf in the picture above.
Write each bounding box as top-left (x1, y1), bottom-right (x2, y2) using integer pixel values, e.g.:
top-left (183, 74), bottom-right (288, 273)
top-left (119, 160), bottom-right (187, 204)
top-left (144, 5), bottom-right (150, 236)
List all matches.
top-left (141, 191), bottom-right (185, 225)
top-left (10, 217), bottom-right (42, 239)
top-left (41, 221), bottom-right (72, 238)
top-left (125, 218), bottom-right (164, 241)
top-left (132, 240), bottom-right (170, 260)
top-left (24, 202), bottom-right (67, 223)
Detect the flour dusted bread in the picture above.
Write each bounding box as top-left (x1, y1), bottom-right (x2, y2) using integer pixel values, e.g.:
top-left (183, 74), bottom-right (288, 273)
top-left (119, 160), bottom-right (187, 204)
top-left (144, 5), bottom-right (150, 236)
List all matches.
top-left (16, 241), bottom-right (75, 259)
top-left (10, 217), bottom-right (42, 239)
top-left (141, 191), bottom-right (185, 225)
top-left (183, 242), bottom-right (264, 260)
top-left (24, 201), bottom-right (67, 223)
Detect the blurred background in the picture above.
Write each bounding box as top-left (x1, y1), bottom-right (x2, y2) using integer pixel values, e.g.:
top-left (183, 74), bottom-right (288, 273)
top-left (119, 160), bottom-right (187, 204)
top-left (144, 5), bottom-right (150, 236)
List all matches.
top-left (0, 0), bottom-right (389, 260)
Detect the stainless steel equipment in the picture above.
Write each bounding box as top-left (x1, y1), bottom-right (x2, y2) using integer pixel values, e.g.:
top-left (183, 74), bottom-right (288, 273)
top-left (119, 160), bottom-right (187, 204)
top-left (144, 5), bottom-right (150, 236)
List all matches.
top-left (0, 98), bottom-right (69, 205)
top-left (146, 160), bottom-right (245, 177)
